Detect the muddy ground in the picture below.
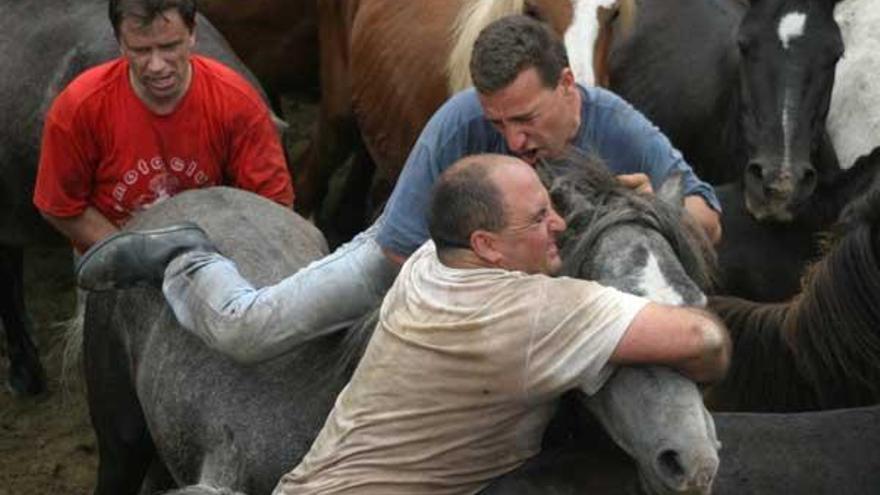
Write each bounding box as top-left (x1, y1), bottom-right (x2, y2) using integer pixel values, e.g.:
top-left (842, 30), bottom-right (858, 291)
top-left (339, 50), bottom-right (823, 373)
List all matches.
top-left (0, 97), bottom-right (319, 495)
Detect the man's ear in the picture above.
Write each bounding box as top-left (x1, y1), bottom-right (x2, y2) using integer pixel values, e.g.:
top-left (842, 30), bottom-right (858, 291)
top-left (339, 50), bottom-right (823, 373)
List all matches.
top-left (471, 230), bottom-right (502, 265)
top-left (559, 67), bottom-right (576, 94)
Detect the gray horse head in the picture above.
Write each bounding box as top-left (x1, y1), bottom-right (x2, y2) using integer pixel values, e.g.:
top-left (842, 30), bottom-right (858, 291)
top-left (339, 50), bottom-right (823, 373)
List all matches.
top-left (539, 151), bottom-right (720, 494)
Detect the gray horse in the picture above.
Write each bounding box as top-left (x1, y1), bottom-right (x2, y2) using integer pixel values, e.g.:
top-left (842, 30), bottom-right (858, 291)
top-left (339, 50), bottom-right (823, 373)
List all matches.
top-left (81, 152), bottom-right (720, 494)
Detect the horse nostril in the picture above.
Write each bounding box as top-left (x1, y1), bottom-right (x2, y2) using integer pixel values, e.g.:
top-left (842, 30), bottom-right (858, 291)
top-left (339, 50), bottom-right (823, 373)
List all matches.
top-left (801, 167), bottom-right (817, 190)
top-left (657, 449), bottom-right (686, 481)
top-left (746, 162), bottom-right (764, 182)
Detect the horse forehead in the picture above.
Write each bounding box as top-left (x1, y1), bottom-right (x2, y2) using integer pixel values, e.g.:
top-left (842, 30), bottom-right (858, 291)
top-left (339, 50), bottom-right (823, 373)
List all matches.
top-left (778, 11), bottom-right (807, 50)
top-left (636, 251), bottom-right (686, 306)
top-left (596, 226), bottom-right (706, 306)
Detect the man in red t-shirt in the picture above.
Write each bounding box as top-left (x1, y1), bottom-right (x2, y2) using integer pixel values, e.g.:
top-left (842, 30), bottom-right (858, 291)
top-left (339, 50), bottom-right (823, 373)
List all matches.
top-left (34, 0), bottom-right (294, 253)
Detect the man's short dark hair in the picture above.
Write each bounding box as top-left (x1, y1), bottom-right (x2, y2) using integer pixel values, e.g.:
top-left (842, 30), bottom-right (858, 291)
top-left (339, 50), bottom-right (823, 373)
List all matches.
top-left (109, 0), bottom-right (197, 38)
top-left (470, 14), bottom-right (569, 94)
top-left (428, 157), bottom-right (507, 252)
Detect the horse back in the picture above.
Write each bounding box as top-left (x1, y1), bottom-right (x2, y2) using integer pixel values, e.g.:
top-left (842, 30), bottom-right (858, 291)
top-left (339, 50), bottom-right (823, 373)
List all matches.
top-left (85, 188), bottom-right (356, 493)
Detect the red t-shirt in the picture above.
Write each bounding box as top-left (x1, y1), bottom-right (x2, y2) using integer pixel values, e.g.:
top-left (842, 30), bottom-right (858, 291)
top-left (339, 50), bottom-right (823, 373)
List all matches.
top-left (34, 55), bottom-right (294, 229)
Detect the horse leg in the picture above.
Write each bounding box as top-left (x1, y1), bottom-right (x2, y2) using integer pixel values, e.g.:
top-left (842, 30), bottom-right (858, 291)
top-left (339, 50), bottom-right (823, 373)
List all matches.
top-left (138, 458), bottom-right (176, 495)
top-left (292, 0), bottom-right (360, 217)
top-left (0, 245), bottom-right (46, 395)
top-left (317, 145), bottom-right (377, 249)
top-left (84, 296), bottom-right (157, 495)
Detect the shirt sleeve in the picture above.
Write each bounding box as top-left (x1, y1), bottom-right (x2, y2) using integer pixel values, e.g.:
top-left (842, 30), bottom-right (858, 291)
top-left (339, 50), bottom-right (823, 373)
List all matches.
top-left (33, 96), bottom-right (96, 219)
top-left (226, 108), bottom-right (294, 208)
top-left (375, 91), bottom-right (491, 257)
top-left (590, 90), bottom-right (722, 213)
top-left (524, 277), bottom-right (649, 400)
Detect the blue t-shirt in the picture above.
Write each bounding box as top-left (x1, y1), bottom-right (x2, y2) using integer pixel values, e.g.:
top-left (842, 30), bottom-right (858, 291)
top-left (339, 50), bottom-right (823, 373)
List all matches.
top-left (376, 85), bottom-right (720, 257)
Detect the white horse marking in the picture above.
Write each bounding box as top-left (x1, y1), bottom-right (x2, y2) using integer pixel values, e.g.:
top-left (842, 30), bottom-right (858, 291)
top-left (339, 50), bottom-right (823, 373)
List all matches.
top-left (828, 0), bottom-right (880, 169)
top-left (565, 0), bottom-right (616, 86)
top-left (637, 252), bottom-right (685, 306)
top-left (777, 12), bottom-right (808, 174)
top-left (778, 11), bottom-right (807, 50)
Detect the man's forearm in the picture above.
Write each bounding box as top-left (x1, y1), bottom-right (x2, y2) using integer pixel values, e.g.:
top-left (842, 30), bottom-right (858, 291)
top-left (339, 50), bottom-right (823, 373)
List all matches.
top-left (41, 207), bottom-right (118, 252)
top-left (674, 309), bottom-right (731, 384)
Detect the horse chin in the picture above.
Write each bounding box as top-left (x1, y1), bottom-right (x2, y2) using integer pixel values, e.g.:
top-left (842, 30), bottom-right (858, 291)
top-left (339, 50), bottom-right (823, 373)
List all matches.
top-left (744, 192), bottom-right (797, 223)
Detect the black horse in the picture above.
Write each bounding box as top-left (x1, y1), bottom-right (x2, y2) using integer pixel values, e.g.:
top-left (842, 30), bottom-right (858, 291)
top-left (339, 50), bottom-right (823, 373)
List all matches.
top-left (603, 0), bottom-right (877, 302)
top-left (486, 402), bottom-right (880, 494)
top-left (715, 148), bottom-right (880, 301)
top-left (0, 0), bottom-right (277, 395)
top-left (81, 150), bottom-right (725, 494)
top-left (608, 0), bottom-right (843, 222)
top-left (705, 172), bottom-right (880, 412)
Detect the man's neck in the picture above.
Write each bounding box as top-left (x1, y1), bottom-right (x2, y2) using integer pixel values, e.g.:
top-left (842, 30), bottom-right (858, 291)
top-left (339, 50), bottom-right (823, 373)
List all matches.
top-left (437, 249), bottom-right (495, 270)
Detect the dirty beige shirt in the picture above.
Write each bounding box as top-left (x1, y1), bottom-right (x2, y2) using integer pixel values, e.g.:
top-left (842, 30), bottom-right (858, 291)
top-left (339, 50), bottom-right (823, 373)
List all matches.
top-left (275, 242), bottom-right (648, 495)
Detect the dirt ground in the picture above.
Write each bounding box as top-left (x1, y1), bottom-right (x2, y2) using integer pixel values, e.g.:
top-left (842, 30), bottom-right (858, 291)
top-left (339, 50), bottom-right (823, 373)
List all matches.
top-left (0, 97), bottom-right (319, 495)
top-left (0, 247), bottom-right (94, 495)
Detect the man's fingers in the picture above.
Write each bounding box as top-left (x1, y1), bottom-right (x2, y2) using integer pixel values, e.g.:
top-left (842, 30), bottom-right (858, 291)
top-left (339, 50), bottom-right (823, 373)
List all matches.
top-left (617, 173), bottom-right (654, 195)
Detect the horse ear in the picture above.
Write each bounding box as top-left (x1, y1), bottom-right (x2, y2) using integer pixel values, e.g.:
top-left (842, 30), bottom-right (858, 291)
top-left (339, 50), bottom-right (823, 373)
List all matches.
top-left (656, 172), bottom-right (685, 208)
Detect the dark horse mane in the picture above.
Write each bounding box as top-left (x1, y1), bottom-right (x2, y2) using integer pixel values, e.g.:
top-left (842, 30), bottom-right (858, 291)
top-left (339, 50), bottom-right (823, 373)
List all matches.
top-left (707, 177), bottom-right (880, 412)
top-left (536, 150), bottom-right (717, 293)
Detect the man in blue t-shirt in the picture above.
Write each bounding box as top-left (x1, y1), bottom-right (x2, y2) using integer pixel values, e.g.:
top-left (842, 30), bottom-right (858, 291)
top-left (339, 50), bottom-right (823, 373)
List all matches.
top-left (76, 15), bottom-right (721, 364)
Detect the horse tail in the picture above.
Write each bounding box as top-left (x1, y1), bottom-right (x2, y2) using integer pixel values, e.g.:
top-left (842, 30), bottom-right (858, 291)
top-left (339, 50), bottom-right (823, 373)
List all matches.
top-left (162, 485), bottom-right (247, 495)
top-left (446, 0), bottom-right (526, 93)
top-left (59, 288), bottom-right (86, 396)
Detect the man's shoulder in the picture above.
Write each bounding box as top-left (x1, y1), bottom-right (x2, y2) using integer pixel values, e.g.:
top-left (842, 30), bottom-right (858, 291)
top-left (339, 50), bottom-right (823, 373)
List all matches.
top-left (191, 55), bottom-right (267, 111)
top-left (51, 58), bottom-right (126, 117)
top-left (415, 87), bottom-right (500, 156)
top-left (579, 85), bottom-right (632, 119)
top-left (425, 88), bottom-right (489, 133)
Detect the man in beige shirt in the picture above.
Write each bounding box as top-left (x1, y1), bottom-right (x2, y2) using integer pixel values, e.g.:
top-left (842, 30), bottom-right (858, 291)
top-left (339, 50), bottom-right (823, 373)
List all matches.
top-left (274, 154), bottom-right (729, 494)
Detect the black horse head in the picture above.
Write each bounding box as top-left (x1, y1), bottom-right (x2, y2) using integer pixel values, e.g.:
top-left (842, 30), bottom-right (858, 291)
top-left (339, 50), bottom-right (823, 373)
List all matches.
top-left (736, 0), bottom-right (844, 221)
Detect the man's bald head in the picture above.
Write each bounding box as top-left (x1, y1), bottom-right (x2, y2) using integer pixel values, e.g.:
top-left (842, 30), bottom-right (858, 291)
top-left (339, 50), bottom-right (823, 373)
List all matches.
top-left (428, 154), bottom-right (521, 252)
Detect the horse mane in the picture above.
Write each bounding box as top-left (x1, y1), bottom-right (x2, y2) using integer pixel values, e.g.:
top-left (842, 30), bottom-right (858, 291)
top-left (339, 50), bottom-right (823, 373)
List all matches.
top-left (447, 0), bottom-right (526, 93)
top-left (447, 0), bottom-right (638, 92)
top-left (707, 178), bottom-right (880, 411)
top-left (788, 179), bottom-right (880, 408)
top-left (704, 296), bottom-right (812, 411)
top-left (538, 150), bottom-right (717, 294)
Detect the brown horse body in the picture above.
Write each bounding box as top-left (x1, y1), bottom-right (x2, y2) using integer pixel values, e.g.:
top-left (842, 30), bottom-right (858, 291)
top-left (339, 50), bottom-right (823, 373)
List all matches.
top-left (296, 0), bottom-right (630, 241)
top-left (198, 0), bottom-right (320, 103)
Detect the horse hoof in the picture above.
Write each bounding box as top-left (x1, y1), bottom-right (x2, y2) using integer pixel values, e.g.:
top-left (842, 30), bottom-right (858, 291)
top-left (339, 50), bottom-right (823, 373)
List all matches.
top-left (8, 356), bottom-right (47, 396)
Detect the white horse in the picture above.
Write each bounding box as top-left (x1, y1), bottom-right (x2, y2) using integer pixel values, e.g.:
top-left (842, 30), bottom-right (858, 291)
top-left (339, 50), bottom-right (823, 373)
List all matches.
top-left (827, 0), bottom-right (880, 169)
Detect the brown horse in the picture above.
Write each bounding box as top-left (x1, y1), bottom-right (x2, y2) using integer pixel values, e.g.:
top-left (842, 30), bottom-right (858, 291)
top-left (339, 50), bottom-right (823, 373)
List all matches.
top-left (197, 0), bottom-right (320, 105)
top-left (297, 0), bottom-right (634, 244)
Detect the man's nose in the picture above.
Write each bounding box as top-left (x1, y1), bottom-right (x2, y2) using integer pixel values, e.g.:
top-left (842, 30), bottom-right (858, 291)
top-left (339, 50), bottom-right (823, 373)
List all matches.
top-left (549, 208), bottom-right (566, 232)
top-left (504, 126), bottom-right (528, 152)
top-left (146, 50), bottom-right (166, 72)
